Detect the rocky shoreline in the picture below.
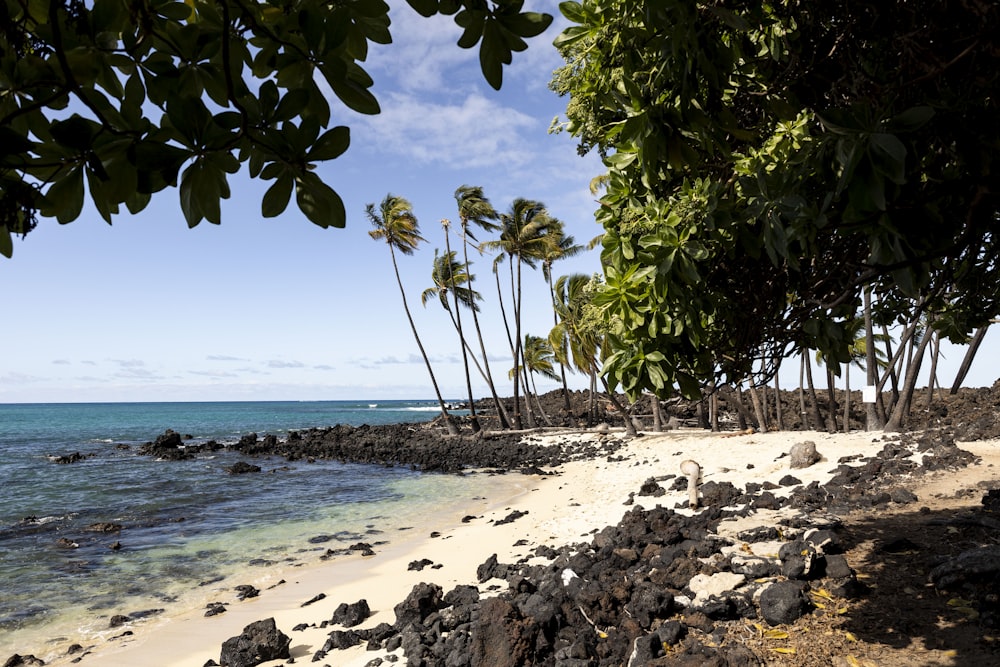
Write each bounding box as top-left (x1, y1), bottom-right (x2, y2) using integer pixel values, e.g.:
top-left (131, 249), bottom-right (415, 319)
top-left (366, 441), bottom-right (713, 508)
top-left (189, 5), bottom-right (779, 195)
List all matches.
top-left (190, 427), bottom-right (1000, 667)
top-left (8, 386), bottom-right (1000, 667)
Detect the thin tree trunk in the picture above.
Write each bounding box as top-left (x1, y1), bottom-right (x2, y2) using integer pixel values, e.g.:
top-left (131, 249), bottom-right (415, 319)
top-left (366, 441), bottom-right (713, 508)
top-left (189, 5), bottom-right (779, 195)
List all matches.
top-left (463, 229), bottom-right (510, 429)
top-left (600, 377), bottom-right (638, 437)
top-left (843, 363), bottom-right (851, 433)
top-left (748, 383), bottom-right (768, 433)
top-left (799, 355), bottom-right (807, 429)
top-left (863, 287), bottom-right (883, 430)
top-left (445, 307), bottom-right (513, 428)
top-left (444, 229), bottom-right (480, 432)
top-left (881, 323), bottom-right (900, 408)
top-left (389, 245), bottom-right (458, 435)
top-left (926, 329), bottom-right (940, 411)
top-left (650, 393), bottom-right (663, 432)
top-left (722, 385), bottom-right (755, 430)
top-left (885, 321), bottom-right (935, 431)
top-left (773, 371), bottom-right (784, 431)
top-left (951, 325), bottom-right (989, 394)
top-left (825, 365), bottom-right (839, 433)
top-left (547, 273), bottom-right (573, 414)
top-left (710, 380), bottom-right (719, 432)
top-left (529, 372), bottom-right (554, 426)
top-left (497, 258), bottom-right (522, 428)
top-left (588, 370), bottom-right (597, 425)
top-left (804, 352), bottom-right (823, 431)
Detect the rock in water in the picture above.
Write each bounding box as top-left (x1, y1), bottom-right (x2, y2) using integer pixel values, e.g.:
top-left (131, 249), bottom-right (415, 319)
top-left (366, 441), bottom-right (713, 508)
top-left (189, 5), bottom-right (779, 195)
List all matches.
top-left (789, 441), bottom-right (821, 469)
top-left (219, 618), bottom-right (290, 667)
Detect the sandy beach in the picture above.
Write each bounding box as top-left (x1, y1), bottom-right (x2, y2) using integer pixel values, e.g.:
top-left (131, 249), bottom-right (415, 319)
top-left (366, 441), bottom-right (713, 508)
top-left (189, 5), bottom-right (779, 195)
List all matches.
top-left (26, 425), bottom-right (998, 667)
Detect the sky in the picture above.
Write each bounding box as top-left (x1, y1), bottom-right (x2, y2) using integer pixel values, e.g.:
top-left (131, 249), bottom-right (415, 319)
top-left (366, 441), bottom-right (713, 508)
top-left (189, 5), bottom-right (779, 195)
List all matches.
top-left (1, 1), bottom-right (996, 404)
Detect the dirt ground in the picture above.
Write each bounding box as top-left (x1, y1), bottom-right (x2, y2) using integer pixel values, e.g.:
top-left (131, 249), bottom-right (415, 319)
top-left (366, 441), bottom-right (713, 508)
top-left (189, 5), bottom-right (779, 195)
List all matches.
top-left (732, 438), bottom-right (1000, 667)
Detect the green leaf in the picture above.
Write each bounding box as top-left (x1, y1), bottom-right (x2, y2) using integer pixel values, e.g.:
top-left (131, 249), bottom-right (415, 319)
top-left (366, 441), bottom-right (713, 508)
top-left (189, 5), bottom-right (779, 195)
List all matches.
top-left (869, 133), bottom-right (907, 184)
top-left (479, 20), bottom-right (508, 90)
top-left (295, 173), bottom-right (346, 228)
top-left (886, 106), bottom-right (935, 133)
top-left (42, 166), bottom-right (85, 223)
top-left (262, 174), bottom-right (293, 218)
top-left (558, 1), bottom-right (585, 23)
top-left (0, 226), bottom-right (11, 258)
top-left (308, 126), bottom-right (350, 161)
top-left (406, 0), bottom-right (439, 18)
top-left (50, 115), bottom-right (95, 151)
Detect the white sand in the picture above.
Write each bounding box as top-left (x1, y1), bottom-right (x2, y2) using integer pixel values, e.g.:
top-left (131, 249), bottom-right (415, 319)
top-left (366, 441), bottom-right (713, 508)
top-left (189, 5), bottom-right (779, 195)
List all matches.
top-left (36, 428), bottom-right (1000, 666)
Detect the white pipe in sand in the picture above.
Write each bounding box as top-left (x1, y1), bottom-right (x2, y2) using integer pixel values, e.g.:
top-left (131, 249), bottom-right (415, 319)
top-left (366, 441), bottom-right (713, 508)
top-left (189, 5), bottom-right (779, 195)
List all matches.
top-left (680, 459), bottom-right (701, 509)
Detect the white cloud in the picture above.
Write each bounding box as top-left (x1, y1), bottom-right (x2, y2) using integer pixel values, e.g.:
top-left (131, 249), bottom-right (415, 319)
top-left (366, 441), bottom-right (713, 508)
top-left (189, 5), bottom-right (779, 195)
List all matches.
top-left (363, 93), bottom-right (537, 168)
top-left (266, 359), bottom-right (306, 369)
top-left (207, 354), bottom-right (247, 362)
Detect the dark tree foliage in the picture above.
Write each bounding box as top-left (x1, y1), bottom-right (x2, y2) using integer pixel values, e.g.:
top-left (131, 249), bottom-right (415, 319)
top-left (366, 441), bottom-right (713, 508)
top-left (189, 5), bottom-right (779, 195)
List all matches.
top-left (551, 0), bottom-right (1000, 399)
top-left (0, 0), bottom-right (551, 257)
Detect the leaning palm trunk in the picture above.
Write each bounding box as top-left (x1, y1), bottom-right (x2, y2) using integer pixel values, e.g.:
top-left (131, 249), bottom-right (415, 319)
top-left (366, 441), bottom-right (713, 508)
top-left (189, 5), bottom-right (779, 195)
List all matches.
top-left (389, 246), bottom-right (458, 436)
top-left (462, 239), bottom-right (510, 428)
top-left (529, 372), bottom-right (554, 426)
top-left (804, 352), bottom-right (824, 431)
top-left (950, 325), bottom-right (989, 394)
top-left (443, 230), bottom-right (481, 432)
top-left (748, 383), bottom-right (768, 433)
top-left (885, 321), bottom-right (934, 431)
top-left (547, 274), bottom-right (573, 413)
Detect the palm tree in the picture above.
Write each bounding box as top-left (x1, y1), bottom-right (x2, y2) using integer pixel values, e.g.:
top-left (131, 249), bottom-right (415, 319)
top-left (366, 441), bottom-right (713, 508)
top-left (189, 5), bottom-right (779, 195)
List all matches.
top-left (540, 222), bottom-right (584, 413)
top-left (422, 247), bottom-right (482, 432)
top-left (453, 186), bottom-right (511, 429)
top-left (549, 273), bottom-right (638, 437)
top-left (367, 194), bottom-right (459, 436)
top-left (484, 198), bottom-right (557, 429)
top-left (512, 334), bottom-right (559, 426)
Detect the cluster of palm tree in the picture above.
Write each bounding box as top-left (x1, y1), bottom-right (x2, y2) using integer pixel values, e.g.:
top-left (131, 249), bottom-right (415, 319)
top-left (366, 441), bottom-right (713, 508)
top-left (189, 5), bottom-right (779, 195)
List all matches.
top-left (367, 186), bottom-right (592, 433)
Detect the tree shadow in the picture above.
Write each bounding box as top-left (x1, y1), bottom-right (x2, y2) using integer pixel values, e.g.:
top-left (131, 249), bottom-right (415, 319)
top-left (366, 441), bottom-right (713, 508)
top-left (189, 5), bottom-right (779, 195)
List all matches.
top-left (832, 500), bottom-right (1000, 664)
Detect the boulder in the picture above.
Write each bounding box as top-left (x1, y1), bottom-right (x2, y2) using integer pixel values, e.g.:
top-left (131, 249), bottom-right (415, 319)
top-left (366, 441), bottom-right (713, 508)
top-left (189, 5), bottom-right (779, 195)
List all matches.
top-left (330, 599), bottom-right (371, 628)
top-left (759, 581), bottom-right (808, 626)
top-left (789, 441), bottom-right (821, 469)
top-left (219, 618), bottom-right (290, 667)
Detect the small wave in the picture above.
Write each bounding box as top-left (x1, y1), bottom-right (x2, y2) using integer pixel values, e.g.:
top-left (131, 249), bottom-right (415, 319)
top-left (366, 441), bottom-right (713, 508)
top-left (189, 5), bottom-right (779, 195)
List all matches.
top-left (403, 407), bottom-right (441, 412)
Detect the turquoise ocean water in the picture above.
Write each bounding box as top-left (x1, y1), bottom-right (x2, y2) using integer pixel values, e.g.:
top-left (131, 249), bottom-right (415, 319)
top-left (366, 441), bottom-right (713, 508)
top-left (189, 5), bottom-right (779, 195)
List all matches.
top-left (0, 400), bottom-right (486, 660)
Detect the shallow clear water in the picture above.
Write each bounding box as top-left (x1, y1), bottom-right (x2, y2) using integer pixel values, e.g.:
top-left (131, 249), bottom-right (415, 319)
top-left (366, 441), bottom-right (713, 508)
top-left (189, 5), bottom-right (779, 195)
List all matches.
top-left (0, 400), bottom-right (477, 658)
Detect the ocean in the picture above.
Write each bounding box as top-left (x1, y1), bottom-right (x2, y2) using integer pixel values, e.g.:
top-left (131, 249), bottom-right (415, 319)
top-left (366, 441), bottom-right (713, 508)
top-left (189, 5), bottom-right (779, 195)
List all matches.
top-left (0, 400), bottom-right (491, 660)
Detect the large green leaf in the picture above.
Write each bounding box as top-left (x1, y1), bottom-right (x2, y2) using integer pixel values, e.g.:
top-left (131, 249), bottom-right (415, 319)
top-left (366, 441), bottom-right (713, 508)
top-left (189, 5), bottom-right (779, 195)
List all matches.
top-left (308, 126), bottom-right (350, 161)
top-left (41, 166), bottom-right (85, 223)
top-left (262, 174), bottom-right (294, 218)
top-left (295, 173), bottom-right (346, 228)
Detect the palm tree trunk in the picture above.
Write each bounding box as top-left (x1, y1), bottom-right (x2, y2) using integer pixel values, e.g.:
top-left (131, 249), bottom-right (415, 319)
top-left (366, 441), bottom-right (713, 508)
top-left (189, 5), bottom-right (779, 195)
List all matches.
top-left (773, 371), bottom-right (784, 431)
top-left (825, 365), bottom-right (839, 433)
top-left (497, 258), bottom-right (522, 428)
top-left (512, 259), bottom-right (537, 428)
top-left (843, 363), bottom-right (851, 433)
top-left (804, 352), bottom-right (823, 431)
top-left (547, 273), bottom-right (573, 414)
top-left (798, 355), bottom-right (807, 429)
top-left (444, 231), bottom-right (480, 432)
top-left (885, 321), bottom-right (934, 431)
top-left (389, 246), bottom-right (458, 435)
top-left (863, 287), bottom-right (885, 430)
top-left (950, 325), bottom-right (989, 394)
top-left (748, 383), bottom-right (768, 433)
top-left (529, 372), bottom-right (554, 426)
top-left (459, 229), bottom-right (511, 429)
top-left (926, 329), bottom-right (940, 411)
top-left (721, 385), bottom-right (755, 430)
top-left (709, 380), bottom-right (719, 432)
top-left (881, 323), bottom-right (901, 408)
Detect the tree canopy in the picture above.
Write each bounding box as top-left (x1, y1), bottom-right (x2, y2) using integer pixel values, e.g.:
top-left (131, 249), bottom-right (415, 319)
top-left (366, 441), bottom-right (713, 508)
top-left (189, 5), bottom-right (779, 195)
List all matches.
top-left (0, 0), bottom-right (552, 257)
top-left (551, 0), bottom-right (1000, 400)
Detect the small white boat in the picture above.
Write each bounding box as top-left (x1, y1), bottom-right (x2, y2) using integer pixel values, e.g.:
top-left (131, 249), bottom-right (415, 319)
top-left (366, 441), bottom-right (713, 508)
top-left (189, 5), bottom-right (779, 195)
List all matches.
top-left (368, 403), bottom-right (378, 408)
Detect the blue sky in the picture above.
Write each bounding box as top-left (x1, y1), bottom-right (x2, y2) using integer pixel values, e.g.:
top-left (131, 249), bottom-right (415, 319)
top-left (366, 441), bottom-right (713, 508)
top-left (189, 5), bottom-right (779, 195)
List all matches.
top-left (1, 1), bottom-right (995, 403)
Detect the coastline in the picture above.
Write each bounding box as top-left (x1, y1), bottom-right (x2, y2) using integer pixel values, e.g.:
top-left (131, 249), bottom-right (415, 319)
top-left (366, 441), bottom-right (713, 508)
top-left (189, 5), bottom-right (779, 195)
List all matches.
top-left (16, 426), bottom-right (1000, 666)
